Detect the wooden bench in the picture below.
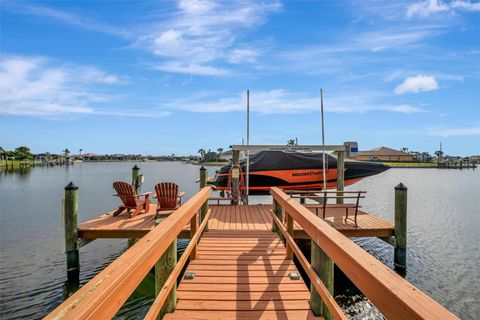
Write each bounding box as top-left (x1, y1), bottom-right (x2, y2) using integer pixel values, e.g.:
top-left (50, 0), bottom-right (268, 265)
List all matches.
top-left (287, 190), bottom-right (366, 227)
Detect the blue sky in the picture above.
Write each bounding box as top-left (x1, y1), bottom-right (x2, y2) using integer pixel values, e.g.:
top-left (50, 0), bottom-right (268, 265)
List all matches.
top-left (0, 0), bottom-right (479, 156)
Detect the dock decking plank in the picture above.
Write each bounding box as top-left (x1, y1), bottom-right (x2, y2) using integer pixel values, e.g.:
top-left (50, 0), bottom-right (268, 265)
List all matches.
top-left (164, 310), bottom-right (321, 320)
top-left (77, 203), bottom-right (393, 240)
top-left (170, 230), bottom-right (320, 320)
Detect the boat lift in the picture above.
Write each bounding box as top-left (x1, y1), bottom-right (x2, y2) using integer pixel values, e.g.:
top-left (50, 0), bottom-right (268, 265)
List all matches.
top-left (228, 142), bottom-right (358, 204)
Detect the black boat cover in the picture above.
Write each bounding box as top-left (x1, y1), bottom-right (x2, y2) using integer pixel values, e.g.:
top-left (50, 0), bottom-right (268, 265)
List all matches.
top-left (243, 151), bottom-right (337, 171)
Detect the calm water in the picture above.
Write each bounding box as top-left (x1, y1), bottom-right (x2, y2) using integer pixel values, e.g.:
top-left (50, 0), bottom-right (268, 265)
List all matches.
top-left (0, 162), bottom-right (479, 319)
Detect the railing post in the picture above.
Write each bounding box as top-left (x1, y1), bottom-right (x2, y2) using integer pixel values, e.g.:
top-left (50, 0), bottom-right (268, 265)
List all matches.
top-left (132, 165), bottom-right (141, 194)
top-left (190, 212), bottom-right (198, 260)
top-left (286, 213), bottom-right (293, 259)
top-left (154, 209), bottom-right (177, 318)
top-left (336, 150), bottom-right (345, 204)
top-left (272, 199), bottom-right (283, 234)
top-left (231, 150), bottom-right (240, 205)
top-left (155, 239), bottom-right (177, 319)
top-left (199, 166), bottom-right (209, 231)
top-left (310, 240), bottom-right (334, 320)
top-left (394, 183), bottom-right (407, 272)
top-left (299, 193), bottom-right (306, 204)
top-left (64, 182), bottom-right (80, 295)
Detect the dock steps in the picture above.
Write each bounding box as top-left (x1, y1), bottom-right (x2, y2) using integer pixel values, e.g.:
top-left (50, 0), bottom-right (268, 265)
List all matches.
top-left (164, 230), bottom-right (322, 320)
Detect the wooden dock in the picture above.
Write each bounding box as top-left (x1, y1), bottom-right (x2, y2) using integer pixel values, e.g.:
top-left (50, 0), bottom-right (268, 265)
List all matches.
top-left (49, 184), bottom-right (458, 320)
top-left (78, 204), bottom-right (393, 240)
top-left (78, 207), bottom-right (191, 239)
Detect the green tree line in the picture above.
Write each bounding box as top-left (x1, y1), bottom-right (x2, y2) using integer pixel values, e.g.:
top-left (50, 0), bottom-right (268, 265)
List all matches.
top-left (0, 146), bottom-right (34, 161)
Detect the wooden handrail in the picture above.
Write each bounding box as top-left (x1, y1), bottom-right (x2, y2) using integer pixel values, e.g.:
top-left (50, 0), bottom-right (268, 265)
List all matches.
top-left (46, 187), bottom-right (211, 320)
top-left (268, 208), bottom-right (347, 320)
top-left (287, 190), bottom-right (366, 194)
top-left (270, 187), bottom-right (458, 320)
top-left (290, 195), bottom-right (365, 199)
top-left (145, 208), bottom-right (212, 320)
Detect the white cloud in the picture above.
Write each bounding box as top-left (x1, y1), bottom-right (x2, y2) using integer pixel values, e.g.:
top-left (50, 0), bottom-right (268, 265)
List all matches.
top-left (428, 127), bottom-right (480, 137)
top-left (273, 24), bottom-right (443, 76)
top-left (357, 27), bottom-right (440, 52)
top-left (407, 0), bottom-right (480, 18)
top-left (0, 56), bottom-right (129, 117)
top-left (2, 2), bottom-right (130, 37)
top-left (452, 1), bottom-right (480, 11)
top-left (141, 0), bottom-right (280, 75)
top-left (165, 89), bottom-right (425, 114)
top-left (394, 75), bottom-right (439, 94)
top-left (390, 104), bottom-right (425, 113)
top-left (178, 0), bottom-right (217, 14)
top-left (77, 67), bottom-right (130, 84)
top-left (154, 62), bottom-right (228, 76)
top-left (228, 48), bottom-right (260, 64)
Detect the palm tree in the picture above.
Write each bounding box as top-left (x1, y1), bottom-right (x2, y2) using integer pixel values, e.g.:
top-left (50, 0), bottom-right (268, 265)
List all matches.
top-left (400, 147), bottom-right (409, 153)
top-left (287, 139), bottom-right (296, 146)
top-left (63, 148), bottom-right (70, 158)
top-left (15, 146), bottom-right (33, 160)
top-left (198, 148), bottom-right (206, 160)
top-left (434, 150), bottom-right (444, 165)
top-left (217, 148), bottom-right (224, 158)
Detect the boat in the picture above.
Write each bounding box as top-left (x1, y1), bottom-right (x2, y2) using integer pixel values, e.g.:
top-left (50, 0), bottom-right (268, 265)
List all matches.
top-left (212, 151), bottom-right (389, 195)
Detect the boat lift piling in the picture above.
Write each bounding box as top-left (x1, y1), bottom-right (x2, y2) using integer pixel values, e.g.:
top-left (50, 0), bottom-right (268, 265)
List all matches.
top-left (199, 166), bottom-right (209, 230)
top-left (231, 150), bottom-right (240, 205)
top-left (336, 150), bottom-right (345, 204)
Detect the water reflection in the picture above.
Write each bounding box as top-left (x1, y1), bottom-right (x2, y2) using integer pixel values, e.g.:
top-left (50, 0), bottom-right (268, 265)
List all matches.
top-left (0, 163), bottom-right (478, 319)
top-left (1, 167), bottom-right (33, 177)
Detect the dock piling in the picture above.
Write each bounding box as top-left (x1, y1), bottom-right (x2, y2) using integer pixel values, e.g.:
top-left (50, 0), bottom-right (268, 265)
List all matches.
top-left (199, 166), bottom-right (209, 231)
top-left (336, 151), bottom-right (345, 204)
top-left (63, 182), bottom-right (80, 294)
top-left (231, 150), bottom-right (240, 205)
top-left (132, 165), bottom-right (141, 194)
top-left (310, 240), bottom-right (334, 320)
top-left (394, 183), bottom-right (407, 272)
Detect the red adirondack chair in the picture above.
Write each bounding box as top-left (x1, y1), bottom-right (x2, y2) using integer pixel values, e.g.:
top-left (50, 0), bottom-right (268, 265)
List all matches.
top-left (112, 181), bottom-right (151, 218)
top-left (154, 182), bottom-right (184, 217)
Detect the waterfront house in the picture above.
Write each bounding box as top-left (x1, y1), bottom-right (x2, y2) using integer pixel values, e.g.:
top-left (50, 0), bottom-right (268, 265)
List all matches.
top-left (355, 147), bottom-right (414, 162)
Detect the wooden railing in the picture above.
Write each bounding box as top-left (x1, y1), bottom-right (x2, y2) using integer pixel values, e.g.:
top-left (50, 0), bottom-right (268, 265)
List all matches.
top-left (46, 187), bottom-right (212, 320)
top-left (271, 187), bottom-right (458, 320)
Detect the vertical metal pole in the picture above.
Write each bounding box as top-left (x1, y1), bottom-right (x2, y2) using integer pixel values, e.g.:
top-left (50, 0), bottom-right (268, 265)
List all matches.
top-left (246, 90), bottom-right (250, 205)
top-left (132, 165), bottom-right (140, 194)
top-left (64, 182), bottom-right (79, 295)
top-left (336, 151), bottom-right (345, 204)
top-left (199, 166), bottom-right (208, 231)
top-left (394, 183), bottom-right (407, 272)
top-left (321, 89), bottom-right (327, 190)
